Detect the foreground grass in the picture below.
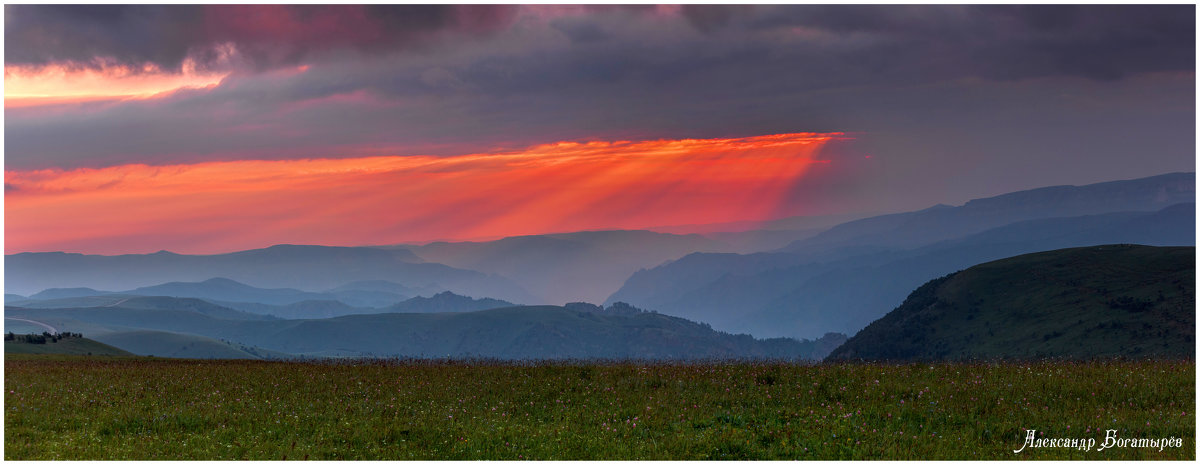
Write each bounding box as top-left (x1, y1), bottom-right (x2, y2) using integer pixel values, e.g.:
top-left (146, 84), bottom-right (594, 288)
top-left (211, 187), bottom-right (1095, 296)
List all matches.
top-left (4, 355), bottom-right (1193, 460)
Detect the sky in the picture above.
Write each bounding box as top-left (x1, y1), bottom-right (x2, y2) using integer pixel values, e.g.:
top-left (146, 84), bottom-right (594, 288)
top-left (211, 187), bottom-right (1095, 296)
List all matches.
top-left (4, 4), bottom-right (1196, 254)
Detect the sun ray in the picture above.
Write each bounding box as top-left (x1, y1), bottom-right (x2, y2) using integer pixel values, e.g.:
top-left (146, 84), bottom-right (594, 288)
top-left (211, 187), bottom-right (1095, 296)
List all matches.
top-left (5, 132), bottom-right (848, 254)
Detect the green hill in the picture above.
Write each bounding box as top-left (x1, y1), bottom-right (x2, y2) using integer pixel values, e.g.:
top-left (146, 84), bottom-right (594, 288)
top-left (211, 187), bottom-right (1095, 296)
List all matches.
top-left (89, 330), bottom-right (278, 359)
top-left (826, 245), bottom-right (1194, 361)
top-left (5, 336), bottom-right (132, 356)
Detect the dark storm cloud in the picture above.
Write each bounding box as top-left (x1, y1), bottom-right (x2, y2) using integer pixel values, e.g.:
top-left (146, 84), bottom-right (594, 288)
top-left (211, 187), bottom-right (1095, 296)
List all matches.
top-left (5, 4), bottom-right (518, 71)
top-left (8, 4), bottom-right (1191, 80)
top-left (5, 5), bottom-right (204, 69)
top-left (4, 4), bottom-right (1194, 178)
top-left (679, 5), bottom-right (754, 33)
top-left (743, 4), bottom-right (1194, 81)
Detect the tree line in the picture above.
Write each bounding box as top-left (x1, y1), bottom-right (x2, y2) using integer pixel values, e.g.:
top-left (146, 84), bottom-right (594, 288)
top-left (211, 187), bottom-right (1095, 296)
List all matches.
top-left (5, 331), bottom-right (83, 344)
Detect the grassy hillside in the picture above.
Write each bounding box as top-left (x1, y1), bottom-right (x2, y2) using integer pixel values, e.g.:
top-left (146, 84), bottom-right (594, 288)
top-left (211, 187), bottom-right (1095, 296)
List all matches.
top-left (89, 330), bottom-right (273, 359)
top-left (827, 245), bottom-right (1194, 361)
top-left (5, 337), bottom-right (132, 356)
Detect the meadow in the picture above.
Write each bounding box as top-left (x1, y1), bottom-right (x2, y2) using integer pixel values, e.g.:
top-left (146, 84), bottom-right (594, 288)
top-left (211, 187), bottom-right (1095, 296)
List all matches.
top-left (4, 355), bottom-right (1193, 460)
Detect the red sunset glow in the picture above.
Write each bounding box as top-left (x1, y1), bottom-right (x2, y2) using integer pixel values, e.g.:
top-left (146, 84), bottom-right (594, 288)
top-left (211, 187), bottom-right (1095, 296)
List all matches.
top-left (5, 132), bottom-right (846, 254)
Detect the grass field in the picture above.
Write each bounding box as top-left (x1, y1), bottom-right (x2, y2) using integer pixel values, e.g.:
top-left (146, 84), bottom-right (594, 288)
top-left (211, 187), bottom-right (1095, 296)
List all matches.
top-left (4, 355), bottom-right (1193, 460)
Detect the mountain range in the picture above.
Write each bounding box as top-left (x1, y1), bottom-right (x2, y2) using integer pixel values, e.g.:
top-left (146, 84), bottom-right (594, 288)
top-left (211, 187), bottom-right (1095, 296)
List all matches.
top-left (5, 298), bottom-right (845, 360)
top-left (6, 172), bottom-right (1194, 352)
top-left (394, 230), bottom-right (735, 305)
top-left (606, 173), bottom-right (1194, 339)
top-left (6, 245), bottom-right (535, 304)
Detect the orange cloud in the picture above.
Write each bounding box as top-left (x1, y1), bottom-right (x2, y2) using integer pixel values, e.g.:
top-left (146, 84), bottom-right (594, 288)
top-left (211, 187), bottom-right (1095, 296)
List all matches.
top-left (6, 132), bottom-right (846, 254)
top-left (4, 62), bottom-right (229, 107)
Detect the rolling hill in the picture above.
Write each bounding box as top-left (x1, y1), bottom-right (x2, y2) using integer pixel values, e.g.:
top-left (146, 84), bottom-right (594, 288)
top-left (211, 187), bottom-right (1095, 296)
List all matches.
top-left (826, 245), bottom-right (1195, 361)
top-left (89, 330), bottom-right (278, 359)
top-left (4, 298), bottom-right (845, 360)
top-left (5, 336), bottom-right (133, 356)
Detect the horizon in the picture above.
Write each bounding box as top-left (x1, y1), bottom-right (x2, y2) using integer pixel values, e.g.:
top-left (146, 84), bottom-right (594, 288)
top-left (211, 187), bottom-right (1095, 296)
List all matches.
top-left (5, 169), bottom-right (1193, 257)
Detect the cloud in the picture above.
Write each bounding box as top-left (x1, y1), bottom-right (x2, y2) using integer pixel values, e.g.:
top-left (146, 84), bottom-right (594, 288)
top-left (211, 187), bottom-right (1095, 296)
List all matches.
top-left (743, 4), bottom-right (1194, 81)
top-left (4, 3), bottom-right (1193, 193)
top-left (5, 5), bottom-right (518, 72)
top-left (679, 5), bottom-right (755, 33)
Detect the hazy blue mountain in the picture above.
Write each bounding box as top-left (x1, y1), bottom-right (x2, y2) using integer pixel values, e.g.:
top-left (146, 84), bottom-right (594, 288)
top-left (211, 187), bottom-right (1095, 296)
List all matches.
top-left (608, 195), bottom-right (1194, 339)
top-left (648, 212), bottom-right (867, 236)
top-left (5, 294), bottom-right (27, 303)
top-left (7, 244), bottom-right (536, 303)
top-left (779, 172), bottom-right (1193, 253)
top-left (215, 292), bottom-right (511, 319)
top-left (23, 277), bottom-right (412, 310)
top-left (129, 278), bottom-right (330, 305)
top-left (28, 287), bottom-right (112, 300)
top-left (312, 290), bottom-right (408, 308)
top-left (217, 299), bottom-right (371, 320)
top-left (826, 245), bottom-right (1194, 361)
top-left (5, 299), bottom-right (845, 360)
top-left (700, 228), bottom-right (826, 254)
top-left (606, 252), bottom-right (815, 318)
top-left (385, 291), bottom-right (514, 314)
top-left (9, 295), bottom-right (133, 309)
top-left (327, 280), bottom-right (446, 305)
top-left (397, 230), bottom-right (735, 304)
top-left (10, 294), bottom-right (273, 321)
top-left (329, 280), bottom-right (427, 294)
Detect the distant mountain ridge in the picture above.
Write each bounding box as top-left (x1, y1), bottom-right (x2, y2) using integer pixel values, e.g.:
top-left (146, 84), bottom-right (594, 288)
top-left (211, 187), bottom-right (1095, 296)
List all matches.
top-left (6, 244), bottom-right (535, 303)
top-left (9, 295), bottom-right (274, 321)
top-left (826, 245), bottom-right (1195, 361)
top-left (132, 278), bottom-right (331, 305)
top-left (386, 291), bottom-right (514, 314)
top-left (16, 279), bottom-right (523, 320)
top-left (18, 277), bottom-right (413, 309)
top-left (607, 173), bottom-right (1195, 339)
top-left (780, 172), bottom-right (1193, 252)
top-left (396, 229), bottom-right (736, 304)
top-left (224, 291), bottom-right (516, 319)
